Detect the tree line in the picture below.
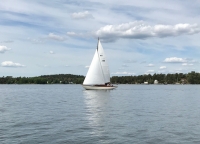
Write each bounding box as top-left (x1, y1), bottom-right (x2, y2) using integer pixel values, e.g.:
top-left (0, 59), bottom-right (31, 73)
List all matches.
top-left (111, 71), bottom-right (200, 84)
top-left (0, 71), bottom-right (200, 84)
top-left (0, 74), bottom-right (84, 84)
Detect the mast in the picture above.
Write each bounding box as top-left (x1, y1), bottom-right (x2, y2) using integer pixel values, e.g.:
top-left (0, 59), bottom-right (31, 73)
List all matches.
top-left (97, 37), bottom-right (99, 50)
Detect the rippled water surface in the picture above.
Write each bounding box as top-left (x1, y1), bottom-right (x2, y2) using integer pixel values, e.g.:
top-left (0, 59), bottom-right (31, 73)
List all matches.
top-left (1, 84), bottom-right (200, 144)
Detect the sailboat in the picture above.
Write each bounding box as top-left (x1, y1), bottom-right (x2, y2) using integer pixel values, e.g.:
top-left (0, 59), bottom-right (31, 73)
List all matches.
top-left (82, 39), bottom-right (117, 90)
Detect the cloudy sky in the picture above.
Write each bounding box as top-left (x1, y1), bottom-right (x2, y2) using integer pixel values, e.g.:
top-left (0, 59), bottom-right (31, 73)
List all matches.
top-left (1, 0), bottom-right (200, 77)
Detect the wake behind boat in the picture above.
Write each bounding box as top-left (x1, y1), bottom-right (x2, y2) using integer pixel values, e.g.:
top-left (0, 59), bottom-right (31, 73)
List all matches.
top-left (82, 39), bottom-right (116, 90)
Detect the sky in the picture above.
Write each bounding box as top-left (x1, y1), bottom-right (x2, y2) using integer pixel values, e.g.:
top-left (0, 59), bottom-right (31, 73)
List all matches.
top-left (1, 0), bottom-right (200, 77)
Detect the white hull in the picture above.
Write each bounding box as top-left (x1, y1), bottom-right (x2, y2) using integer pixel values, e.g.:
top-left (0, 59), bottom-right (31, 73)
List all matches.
top-left (83, 85), bottom-right (117, 90)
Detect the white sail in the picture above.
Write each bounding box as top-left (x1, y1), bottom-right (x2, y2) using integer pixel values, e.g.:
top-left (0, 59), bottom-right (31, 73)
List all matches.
top-left (83, 49), bottom-right (105, 85)
top-left (97, 40), bottom-right (110, 83)
top-left (83, 39), bottom-right (111, 85)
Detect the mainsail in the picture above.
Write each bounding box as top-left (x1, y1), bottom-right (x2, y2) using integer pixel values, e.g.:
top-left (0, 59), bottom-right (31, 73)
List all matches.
top-left (97, 40), bottom-right (110, 83)
top-left (83, 40), bottom-right (111, 85)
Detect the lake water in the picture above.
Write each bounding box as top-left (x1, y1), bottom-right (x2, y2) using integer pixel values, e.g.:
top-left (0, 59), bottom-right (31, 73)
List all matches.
top-left (1, 84), bottom-right (200, 144)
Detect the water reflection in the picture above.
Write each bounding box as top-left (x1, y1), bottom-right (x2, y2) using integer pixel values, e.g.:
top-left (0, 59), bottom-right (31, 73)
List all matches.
top-left (83, 90), bottom-right (111, 137)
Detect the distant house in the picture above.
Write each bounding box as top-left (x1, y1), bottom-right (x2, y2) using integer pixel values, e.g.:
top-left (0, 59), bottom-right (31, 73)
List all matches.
top-left (181, 79), bottom-right (186, 84)
top-left (154, 80), bottom-right (158, 84)
top-left (144, 82), bottom-right (148, 85)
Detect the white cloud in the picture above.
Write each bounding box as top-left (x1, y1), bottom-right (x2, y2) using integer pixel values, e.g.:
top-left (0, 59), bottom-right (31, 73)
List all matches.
top-left (66, 65), bottom-right (70, 67)
top-left (48, 33), bottom-right (65, 41)
top-left (0, 46), bottom-right (10, 53)
top-left (147, 64), bottom-right (154, 67)
top-left (1, 61), bottom-right (25, 67)
top-left (85, 65), bottom-right (90, 68)
top-left (164, 57), bottom-right (198, 63)
top-left (49, 51), bottom-right (54, 54)
top-left (112, 71), bottom-right (135, 75)
top-left (71, 11), bottom-right (93, 19)
top-left (67, 31), bottom-right (85, 38)
top-left (164, 57), bottom-right (187, 63)
top-left (160, 66), bottom-right (167, 69)
top-left (94, 21), bottom-right (200, 42)
top-left (182, 63), bottom-right (194, 66)
top-left (67, 32), bottom-right (77, 36)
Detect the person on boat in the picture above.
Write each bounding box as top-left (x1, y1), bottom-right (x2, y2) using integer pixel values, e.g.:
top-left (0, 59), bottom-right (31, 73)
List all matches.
top-left (106, 82), bottom-right (113, 86)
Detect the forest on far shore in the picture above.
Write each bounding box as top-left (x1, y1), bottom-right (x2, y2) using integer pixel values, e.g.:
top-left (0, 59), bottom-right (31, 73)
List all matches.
top-left (0, 71), bottom-right (200, 84)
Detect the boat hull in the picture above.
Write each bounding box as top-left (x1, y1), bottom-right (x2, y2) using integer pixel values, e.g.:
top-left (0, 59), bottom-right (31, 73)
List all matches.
top-left (82, 85), bottom-right (117, 90)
